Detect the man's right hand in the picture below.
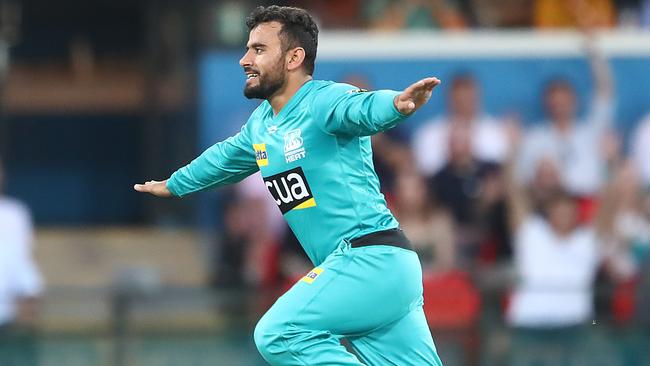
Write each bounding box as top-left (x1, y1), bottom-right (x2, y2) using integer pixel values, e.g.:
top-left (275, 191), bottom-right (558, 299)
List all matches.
top-left (134, 180), bottom-right (172, 197)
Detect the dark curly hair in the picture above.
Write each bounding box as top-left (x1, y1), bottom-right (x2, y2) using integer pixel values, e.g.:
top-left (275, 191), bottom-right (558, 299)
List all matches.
top-left (246, 5), bottom-right (319, 75)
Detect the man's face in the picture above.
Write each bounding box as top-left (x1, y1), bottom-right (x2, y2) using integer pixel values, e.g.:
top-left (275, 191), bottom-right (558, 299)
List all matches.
top-left (239, 21), bottom-right (288, 100)
top-left (547, 198), bottom-right (578, 236)
top-left (449, 81), bottom-right (478, 119)
top-left (545, 84), bottom-right (576, 123)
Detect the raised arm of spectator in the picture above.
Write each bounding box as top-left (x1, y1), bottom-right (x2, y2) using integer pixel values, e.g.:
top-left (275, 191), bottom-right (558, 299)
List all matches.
top-left (584, 30), bottom-right (615, 132)
top-left (504, 122), bottom-right (530, 233)
top-left (594, 132), bottom-right (622, 239)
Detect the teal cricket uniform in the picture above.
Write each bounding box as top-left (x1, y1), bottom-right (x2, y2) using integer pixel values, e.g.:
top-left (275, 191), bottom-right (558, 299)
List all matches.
top-left (167, 80), bottom-right (442, 366)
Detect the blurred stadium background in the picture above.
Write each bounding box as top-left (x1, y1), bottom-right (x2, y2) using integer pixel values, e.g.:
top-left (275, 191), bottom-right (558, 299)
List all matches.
top-left (1, 0), bottom-right (650, 365)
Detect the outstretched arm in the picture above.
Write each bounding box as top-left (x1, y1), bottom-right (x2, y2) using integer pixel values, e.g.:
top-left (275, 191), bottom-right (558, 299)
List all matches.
top-left (583, 30), bottom-right (614, 132)
top-left (318, 77), bottom-right (441, 136)
top-left (134, 126), bottom-right (259, 198)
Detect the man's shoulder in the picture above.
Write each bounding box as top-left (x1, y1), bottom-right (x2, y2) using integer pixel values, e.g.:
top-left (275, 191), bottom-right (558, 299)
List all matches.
top-left (311, 80), bottom-right (364, 96)
top-left (243, 101), bottom-right (272, 131)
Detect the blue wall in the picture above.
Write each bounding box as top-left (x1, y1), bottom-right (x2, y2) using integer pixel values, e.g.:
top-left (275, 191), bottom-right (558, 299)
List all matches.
top-left (199, 51), bottom-right (650, 147)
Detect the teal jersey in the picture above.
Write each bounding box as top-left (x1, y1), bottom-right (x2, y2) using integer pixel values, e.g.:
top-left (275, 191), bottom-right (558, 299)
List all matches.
top-left (168, 80), bottom-right (409, 265)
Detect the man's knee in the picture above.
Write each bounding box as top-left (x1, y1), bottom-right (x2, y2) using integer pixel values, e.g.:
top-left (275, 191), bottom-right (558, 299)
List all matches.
top-left (254, 312), bottom-right (287, 363)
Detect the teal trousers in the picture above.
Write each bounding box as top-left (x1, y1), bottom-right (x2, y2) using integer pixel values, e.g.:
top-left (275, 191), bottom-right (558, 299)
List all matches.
top-left (254, 242), bottom-right (443, 365)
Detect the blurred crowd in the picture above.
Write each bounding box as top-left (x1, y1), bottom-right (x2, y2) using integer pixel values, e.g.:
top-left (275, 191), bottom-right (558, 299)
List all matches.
top-left (212, 30), bottom-right (650, 359)
top-left (211, 0), bottom-right (650, 35)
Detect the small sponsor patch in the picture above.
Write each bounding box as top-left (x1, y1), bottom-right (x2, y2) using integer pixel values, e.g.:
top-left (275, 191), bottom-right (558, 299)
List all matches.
top-left (346, 88), bottom-right (368, 94)
top-left (301, 267), bottom-right (324, 284)
top-left (253, 143), bottom-right (268, 167)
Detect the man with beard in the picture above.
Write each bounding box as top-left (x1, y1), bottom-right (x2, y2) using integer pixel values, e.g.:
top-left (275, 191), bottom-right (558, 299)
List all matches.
top-left (134, 5), bottom-right (442, 366)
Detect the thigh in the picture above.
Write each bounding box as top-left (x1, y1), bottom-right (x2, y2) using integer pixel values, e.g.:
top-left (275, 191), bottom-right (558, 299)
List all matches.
top-left (348, 306), bottom-right (443, 366)
top-left (262, 244), bottom-right (424, 337)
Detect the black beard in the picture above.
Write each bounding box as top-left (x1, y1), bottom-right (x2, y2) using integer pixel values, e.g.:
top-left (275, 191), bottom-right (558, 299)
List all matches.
top-left (244, 71), bottom-right (286, 100)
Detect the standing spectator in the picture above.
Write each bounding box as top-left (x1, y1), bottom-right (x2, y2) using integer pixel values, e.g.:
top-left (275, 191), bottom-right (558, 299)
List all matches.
top-left (429, 124), bottom-right (507, 265)
top-left (504, 134), bottom-right (614, 365)
top-left (413, 73), bottom-right (509, 177)
top-left (517, 32), bottom-right (614, 198)
top-left (0, 157), bottom-right (43, 365)
top-left (0, 157), bottom-right (42, 328)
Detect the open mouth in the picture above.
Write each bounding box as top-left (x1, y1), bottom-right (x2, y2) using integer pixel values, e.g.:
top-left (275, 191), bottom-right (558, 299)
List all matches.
top-left (245, 71), bottom-right (259, 80)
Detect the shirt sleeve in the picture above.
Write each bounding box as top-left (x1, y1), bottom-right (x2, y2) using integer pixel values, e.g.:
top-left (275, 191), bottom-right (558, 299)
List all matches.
top-left (166, 124), bottom-right (259, 197)
top-left (314, 83), bottom-right (408, 137)
top-left (11, 206), bottom-right (43, 298)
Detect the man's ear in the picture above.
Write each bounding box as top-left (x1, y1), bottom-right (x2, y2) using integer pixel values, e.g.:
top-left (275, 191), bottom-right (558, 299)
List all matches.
top-left (286, 47), bottom-right (306, 72)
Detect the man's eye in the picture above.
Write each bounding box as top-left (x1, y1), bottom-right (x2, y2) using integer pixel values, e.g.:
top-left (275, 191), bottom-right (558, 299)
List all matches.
top-left (255, 48), bottom-right (263, 54)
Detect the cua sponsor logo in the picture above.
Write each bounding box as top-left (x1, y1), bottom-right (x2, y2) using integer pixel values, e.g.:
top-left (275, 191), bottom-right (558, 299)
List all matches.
top-left (263, 166), bottom-right (316, 214)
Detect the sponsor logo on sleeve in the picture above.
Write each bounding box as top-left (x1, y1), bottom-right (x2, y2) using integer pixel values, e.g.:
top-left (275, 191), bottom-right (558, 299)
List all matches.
top-left (253, 143), bottom-right (268, 167)
top-left (284, 129), bottom-right (306, 163)
top-left (263, 166), bottom-right (316, 214)
top-left (301, 267), bottom-right (324, 284)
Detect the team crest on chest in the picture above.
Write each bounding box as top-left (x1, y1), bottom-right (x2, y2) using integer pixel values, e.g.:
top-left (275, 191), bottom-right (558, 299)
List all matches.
top-left (284, 128), bottom-right (306, 163)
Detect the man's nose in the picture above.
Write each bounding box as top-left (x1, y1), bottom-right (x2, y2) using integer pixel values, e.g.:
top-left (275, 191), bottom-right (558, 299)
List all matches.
top-left (239, 52), bottom-right (252, 67)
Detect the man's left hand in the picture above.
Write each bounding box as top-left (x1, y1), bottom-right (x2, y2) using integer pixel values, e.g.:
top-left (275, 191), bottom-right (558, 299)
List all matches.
top-left (394, 77), bottom-right (441, 115)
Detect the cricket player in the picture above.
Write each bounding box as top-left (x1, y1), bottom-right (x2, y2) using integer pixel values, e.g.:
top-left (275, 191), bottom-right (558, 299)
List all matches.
top-left (135, 5), bottom-right (442, 365)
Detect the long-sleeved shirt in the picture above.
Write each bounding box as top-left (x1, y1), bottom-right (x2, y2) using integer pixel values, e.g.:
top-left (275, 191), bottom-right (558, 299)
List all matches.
top-left (167, 80), bottom-right (408, 265)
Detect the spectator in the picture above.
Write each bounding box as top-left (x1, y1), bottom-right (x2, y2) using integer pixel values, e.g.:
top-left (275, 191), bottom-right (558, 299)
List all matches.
top-left (0, 157), bottom-right (42, 364)
top-left (535, 0), bottom-right (616, 28)
top-left (392, 172), bottom-right (455, 273)
top-left (429, 124), bottom-right (507, 265)
top-left (517, 32), bottom-right (614, 198)
top-left (504, 133), bottom-right (614, 364)
top-left (631, 112), bottom-right (650, 187)
top-left (213, 185), bottom-right (281, 289)
top-left (364, 0), bottom-right (466, 30)
top-left (413, 73), bottom-right (509, 177)
top-left (602, 162), bottom-right (650, 277)
top-left (0, 157), bottom-right (42, 328)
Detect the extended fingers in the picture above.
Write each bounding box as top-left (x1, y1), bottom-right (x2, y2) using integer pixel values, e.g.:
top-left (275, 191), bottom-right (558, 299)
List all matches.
top-left (420, 77), bottom-right (441, 89)
top-left (134, 180), bottom-right (157, 191)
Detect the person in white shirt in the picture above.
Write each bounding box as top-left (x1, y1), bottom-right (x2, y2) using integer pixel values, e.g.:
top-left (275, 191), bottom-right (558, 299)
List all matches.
top-left (517, 34), bottom-right (614, 197)
top-left (503, 131), bottom-right (616, 365)
top-left (412, 73), bottom-right (508, 176)
top-left (506, 192), bottom-right (600, 328)
top-left (0, 158), bottom-right (43, 330)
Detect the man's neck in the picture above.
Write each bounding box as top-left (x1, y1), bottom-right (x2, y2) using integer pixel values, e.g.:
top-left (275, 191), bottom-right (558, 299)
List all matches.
top-left (450, 112), bottom-right (476, 125)
top-left (269, 74), bottom-right (313, 115)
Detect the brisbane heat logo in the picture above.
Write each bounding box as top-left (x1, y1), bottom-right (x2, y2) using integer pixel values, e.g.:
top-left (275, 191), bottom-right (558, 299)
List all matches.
top-left (263, 166), bottom-right (316, 214)
top-left (284, 129), bottom-right (306, 163)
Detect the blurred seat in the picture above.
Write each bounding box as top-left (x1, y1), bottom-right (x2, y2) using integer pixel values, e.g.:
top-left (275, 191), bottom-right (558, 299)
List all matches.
top-left (423, 270), bottom-right (481, 329)
top-left (423, 270), bottom-right (482, 365)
